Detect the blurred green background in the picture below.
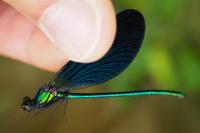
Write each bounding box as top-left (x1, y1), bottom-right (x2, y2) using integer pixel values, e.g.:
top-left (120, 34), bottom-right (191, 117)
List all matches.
top-left (0, 0), bottom-right (200, 133)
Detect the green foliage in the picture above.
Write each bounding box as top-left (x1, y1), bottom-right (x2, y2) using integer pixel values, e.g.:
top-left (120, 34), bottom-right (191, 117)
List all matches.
top-left (109, 0), bottom-right (200, 91)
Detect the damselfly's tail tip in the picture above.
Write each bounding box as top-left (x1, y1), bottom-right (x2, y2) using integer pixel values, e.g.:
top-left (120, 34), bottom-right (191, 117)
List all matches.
top-left (178, 93), bottom-right (185, 99)
top-left (154, 90), bottom-right (185, 99)
top-left (170, 91), bottom-right (185, 99)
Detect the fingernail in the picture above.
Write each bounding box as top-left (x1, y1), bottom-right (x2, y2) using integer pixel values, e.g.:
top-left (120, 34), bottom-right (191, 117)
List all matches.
top-left (38, 0), bottom-right (113, 62)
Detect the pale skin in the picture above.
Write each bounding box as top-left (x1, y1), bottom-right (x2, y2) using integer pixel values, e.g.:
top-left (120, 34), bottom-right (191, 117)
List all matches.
top-left (0, 0), bottom-right (116, 72)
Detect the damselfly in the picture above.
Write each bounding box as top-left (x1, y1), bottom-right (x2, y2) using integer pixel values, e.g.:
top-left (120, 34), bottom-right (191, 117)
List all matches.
top-left (21, 9), bottom-right (184, 112)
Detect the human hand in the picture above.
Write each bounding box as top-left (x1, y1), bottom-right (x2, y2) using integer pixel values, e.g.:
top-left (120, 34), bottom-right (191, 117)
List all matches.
top-left (0, 0), bottom-right (116, 71)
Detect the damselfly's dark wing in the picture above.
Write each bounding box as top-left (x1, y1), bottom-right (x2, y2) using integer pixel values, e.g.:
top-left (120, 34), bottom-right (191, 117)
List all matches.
top-left (48, 9), bottom-right (145, 91)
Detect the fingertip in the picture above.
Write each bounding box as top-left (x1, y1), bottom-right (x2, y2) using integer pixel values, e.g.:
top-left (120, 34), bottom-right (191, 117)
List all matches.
top-left (27, 29), bottom-right (69, 72)
top-left (2, 0), bottom-right (117, 71)
top-left (39, 0), bottom-right (116, 63)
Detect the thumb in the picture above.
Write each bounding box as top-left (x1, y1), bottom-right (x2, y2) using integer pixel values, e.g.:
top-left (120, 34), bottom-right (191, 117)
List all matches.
top-left (3, 0), bottom-right (116, 63)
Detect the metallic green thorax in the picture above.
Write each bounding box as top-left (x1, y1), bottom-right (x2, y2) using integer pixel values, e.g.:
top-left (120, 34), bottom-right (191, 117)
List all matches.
top-left (35, 90), bottom-right (56, 104)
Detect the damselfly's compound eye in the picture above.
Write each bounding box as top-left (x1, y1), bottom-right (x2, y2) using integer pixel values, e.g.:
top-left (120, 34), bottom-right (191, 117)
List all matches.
top-left (21, 96), bottom-right (34, 112)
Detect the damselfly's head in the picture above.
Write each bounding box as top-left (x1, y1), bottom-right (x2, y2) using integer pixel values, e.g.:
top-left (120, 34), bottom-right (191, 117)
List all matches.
top-left (21, 96), bottom-right (34, 112)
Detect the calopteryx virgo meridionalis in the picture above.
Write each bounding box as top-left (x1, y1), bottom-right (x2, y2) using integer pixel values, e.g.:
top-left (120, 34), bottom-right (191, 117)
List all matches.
top-left (21, 9), bottom-right (184, 112)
